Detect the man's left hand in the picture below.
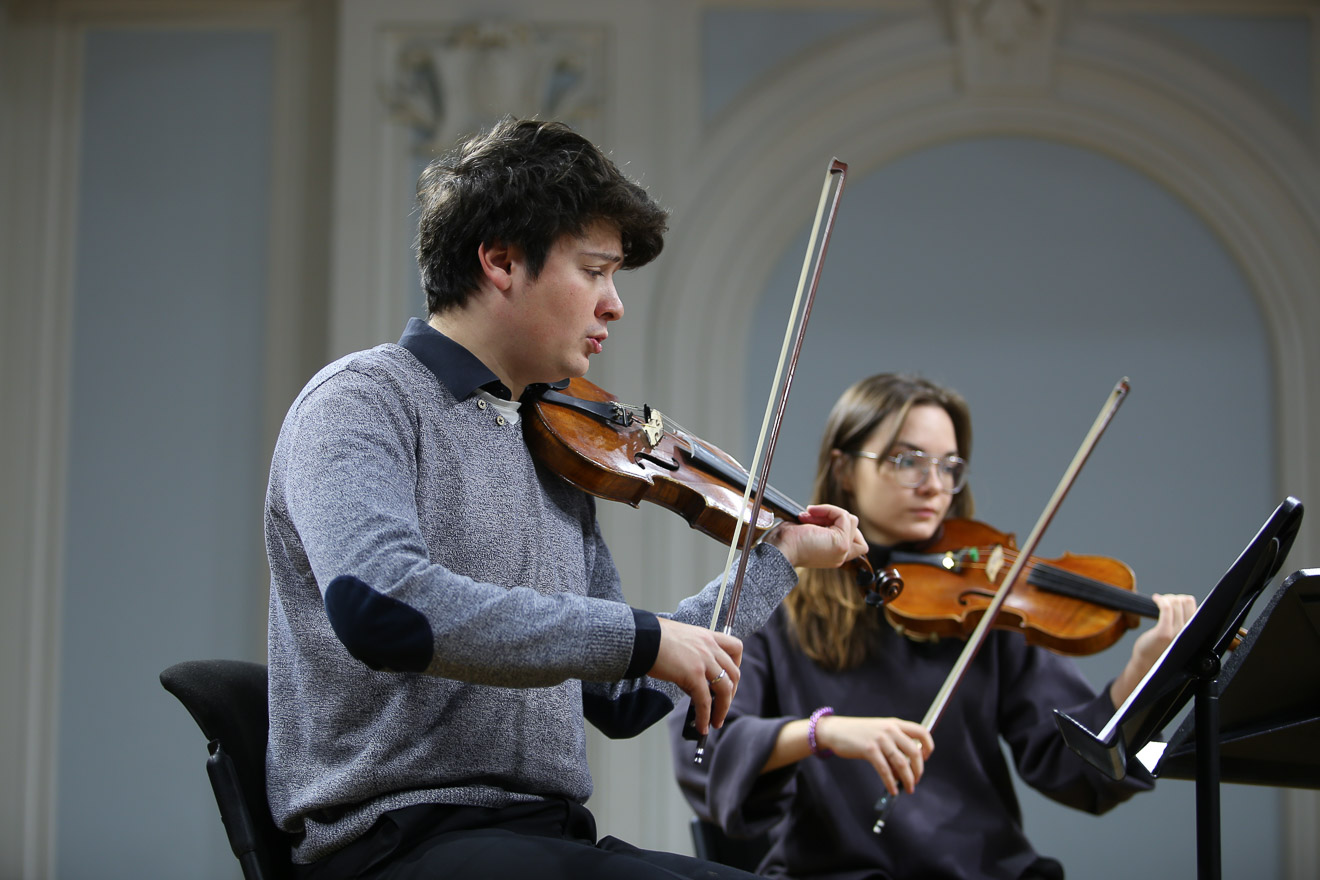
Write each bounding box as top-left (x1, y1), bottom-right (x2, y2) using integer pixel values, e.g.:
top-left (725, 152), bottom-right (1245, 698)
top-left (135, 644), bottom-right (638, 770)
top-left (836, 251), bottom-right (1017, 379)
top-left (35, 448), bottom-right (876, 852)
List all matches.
top-left (764, 503), bottom-right (868, 569)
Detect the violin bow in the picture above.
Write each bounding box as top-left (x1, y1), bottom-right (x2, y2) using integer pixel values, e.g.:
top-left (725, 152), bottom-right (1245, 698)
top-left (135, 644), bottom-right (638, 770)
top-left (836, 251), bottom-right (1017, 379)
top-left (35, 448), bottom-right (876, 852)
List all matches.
top-left (872, 377), bottom-right (1131, 832)
top-left (687, 158), bottom-right (849, 763)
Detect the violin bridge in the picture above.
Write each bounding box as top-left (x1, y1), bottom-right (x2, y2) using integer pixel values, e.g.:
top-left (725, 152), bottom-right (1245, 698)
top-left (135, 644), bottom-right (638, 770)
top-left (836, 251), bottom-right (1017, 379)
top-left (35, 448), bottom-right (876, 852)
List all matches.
top-left (986, 544), bottom-right (1005, 584)
top-left (641, 405), bottom-right (664, 447)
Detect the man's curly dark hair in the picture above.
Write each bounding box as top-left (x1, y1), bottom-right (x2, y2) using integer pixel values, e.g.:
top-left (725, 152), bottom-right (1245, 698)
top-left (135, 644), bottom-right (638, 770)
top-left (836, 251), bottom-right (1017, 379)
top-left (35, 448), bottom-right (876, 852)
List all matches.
top-left (415, 117), bottom-right (669, 315)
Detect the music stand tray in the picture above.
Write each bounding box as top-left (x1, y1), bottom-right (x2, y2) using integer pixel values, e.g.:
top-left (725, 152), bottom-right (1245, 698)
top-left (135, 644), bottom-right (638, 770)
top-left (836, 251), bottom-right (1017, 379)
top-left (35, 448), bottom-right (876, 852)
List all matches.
top-left (1156, 567), bottom-right (1320, 789)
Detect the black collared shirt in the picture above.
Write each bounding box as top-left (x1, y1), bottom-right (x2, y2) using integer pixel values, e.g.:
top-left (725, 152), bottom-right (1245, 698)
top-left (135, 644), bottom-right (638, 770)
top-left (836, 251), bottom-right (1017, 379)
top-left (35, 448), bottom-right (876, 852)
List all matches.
top-left (397, 317), bottom-right (513, 400)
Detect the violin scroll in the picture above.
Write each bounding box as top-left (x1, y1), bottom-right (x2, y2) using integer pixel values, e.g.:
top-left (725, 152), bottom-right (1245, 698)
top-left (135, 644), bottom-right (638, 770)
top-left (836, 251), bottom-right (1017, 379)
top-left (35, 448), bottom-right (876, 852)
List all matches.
top-left (865, 568), bottom-right (904, 608)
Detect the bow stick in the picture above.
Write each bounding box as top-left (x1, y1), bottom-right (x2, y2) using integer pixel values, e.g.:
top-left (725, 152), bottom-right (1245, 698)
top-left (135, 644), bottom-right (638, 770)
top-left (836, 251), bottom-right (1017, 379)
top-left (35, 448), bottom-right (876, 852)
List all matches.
top-left (684, 158), bottom-right (850, 763)
top-left (872, 377), bottom-right (1131, 831)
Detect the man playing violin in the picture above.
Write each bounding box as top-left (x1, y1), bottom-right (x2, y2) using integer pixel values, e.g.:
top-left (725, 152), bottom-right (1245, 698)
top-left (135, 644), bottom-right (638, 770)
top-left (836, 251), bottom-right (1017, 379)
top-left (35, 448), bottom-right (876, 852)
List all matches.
top-left (670, 373), bottom-right (1196, 880)
top-left (264, 116), bottom-right (867, 880)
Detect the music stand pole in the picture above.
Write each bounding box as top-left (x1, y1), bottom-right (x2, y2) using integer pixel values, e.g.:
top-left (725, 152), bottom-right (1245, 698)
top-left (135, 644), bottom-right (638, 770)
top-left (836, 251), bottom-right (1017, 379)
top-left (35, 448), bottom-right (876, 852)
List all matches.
top-left (1193, 658), bottom-right (1222, 880)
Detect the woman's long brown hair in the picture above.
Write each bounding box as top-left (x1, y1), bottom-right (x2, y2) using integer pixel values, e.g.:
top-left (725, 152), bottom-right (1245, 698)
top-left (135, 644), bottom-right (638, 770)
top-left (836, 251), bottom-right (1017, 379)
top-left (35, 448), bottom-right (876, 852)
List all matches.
top-left (786, 374), bottom-right (976, 670)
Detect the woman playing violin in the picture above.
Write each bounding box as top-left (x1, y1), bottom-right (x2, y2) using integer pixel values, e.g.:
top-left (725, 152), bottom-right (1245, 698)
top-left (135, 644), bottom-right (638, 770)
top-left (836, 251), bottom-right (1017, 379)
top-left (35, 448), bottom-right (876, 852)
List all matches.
top-left (669, 373), bottom-right (1196, 880)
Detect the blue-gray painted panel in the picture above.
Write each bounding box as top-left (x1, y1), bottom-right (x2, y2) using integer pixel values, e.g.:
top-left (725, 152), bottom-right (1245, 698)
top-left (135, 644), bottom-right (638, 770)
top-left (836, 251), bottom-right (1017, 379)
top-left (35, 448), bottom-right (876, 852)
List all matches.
top-left (61, 27), bottom-right (275, 880)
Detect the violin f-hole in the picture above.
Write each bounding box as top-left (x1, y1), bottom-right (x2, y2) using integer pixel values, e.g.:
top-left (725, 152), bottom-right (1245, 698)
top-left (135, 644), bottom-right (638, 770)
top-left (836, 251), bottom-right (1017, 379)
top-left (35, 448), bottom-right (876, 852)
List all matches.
top-left (958, 587), bottom-right (997, 605)
top-left (636, 450), bottom-right (681, 472)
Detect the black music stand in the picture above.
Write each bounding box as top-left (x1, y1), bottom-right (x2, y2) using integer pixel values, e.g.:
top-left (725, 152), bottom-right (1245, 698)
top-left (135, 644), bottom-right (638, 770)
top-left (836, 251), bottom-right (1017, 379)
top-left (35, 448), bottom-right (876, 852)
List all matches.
top-left (1053, 496), bottom-right (1304, 880)
top-left (1156, 566), bottom-right (1320, 786)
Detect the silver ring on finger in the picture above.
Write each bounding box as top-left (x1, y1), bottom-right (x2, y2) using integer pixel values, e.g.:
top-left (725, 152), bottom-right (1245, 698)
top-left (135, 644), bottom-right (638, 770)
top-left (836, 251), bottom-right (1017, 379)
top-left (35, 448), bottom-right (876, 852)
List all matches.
top-left (709, 669), bottom-right (726, 685)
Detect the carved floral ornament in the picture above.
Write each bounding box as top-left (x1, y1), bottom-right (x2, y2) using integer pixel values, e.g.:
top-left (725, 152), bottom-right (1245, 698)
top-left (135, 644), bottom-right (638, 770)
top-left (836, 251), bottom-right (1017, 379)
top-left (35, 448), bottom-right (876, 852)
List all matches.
top-left (948, 0), bottom-right (1062, 93)
top-left (381, 20), bottom-right (608, 156)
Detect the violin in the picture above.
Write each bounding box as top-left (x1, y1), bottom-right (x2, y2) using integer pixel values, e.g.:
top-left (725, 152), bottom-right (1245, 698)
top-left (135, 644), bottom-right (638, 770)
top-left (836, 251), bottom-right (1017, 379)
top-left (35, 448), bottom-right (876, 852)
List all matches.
top-left (883, 517), bottom-right (1156, 656)
top-left (524, 376), bottom-right (897, 603)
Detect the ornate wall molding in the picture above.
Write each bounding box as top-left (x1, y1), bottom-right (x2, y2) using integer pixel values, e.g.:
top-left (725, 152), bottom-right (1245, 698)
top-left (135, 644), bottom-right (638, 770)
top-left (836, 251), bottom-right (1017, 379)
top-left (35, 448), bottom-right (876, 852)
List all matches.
top-left (343, 18), bottom-right (611, 346)
top-left (948, 0), bottom-right (1062, 93)
top-left (656, 11), bottom-right (1320, 539)
top-left (331, 6), bottom-right (624, 358)
top-left (381, 20), bottom-right (608, 157)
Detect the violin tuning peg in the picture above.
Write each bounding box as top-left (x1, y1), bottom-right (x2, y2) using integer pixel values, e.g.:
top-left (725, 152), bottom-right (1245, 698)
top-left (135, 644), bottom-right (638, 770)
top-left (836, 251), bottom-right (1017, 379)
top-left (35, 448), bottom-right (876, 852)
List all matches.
top-left (880, 568), bottom-right (903, 602)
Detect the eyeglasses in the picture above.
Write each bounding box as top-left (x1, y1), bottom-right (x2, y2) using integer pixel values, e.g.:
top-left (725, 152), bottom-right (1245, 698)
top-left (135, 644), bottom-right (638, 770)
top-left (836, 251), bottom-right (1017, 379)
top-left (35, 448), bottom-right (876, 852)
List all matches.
top-left (849, 449), bottom-right (968, 494)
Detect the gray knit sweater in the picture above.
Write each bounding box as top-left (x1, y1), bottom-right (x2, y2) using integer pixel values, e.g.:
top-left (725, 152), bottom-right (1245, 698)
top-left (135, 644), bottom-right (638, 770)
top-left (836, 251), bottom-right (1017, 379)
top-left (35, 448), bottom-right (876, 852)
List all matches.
top-left (265, 335), bottom-right (797, 863)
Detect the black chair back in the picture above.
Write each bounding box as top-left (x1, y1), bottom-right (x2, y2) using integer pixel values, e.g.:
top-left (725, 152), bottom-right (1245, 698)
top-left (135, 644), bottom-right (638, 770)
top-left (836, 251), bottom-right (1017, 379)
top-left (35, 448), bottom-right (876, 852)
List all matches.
top-left (160, 659), bottom-right (293, 880)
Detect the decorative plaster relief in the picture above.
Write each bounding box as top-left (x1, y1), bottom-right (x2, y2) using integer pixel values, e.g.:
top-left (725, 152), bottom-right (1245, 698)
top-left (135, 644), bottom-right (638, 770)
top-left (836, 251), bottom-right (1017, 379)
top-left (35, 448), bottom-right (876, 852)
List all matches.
top-left (381, 20), bottom-right (607, 156)
top-left (951, 0), bottom-right (1061, 94)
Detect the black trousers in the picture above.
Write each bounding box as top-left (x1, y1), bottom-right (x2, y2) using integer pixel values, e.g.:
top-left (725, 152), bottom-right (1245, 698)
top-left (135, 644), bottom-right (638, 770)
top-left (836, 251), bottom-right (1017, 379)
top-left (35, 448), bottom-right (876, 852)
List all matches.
top-left (295, 799), bottom-right (760, 880)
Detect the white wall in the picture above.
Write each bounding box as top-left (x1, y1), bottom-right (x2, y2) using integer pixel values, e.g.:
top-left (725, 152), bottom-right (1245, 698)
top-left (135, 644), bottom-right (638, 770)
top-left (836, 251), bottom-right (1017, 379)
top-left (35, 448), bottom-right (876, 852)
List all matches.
top-left (56, 28), bottom-right (275, 879)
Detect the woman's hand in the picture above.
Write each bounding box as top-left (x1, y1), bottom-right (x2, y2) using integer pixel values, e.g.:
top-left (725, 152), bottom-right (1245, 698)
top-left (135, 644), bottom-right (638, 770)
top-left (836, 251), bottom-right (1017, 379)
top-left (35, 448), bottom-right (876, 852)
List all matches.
top-left (1110, 592), bottom-right (1198, 708)
top-left (817, 715), bottom-right (934, 796)
top-left (764, 714), bottom-right (934, 797)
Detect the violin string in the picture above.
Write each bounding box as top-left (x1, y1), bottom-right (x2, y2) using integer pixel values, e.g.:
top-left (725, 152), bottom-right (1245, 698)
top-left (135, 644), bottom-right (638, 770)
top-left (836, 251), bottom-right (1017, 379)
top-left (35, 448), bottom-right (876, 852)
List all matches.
top-left (618, 396), bottom-right (812, 523)
top-left (1026, 565), bottom-right (1156, 615)
top-left (947, 547), bottom-right (1154, 616)
top-left (625, 405), bottom-right (707, 459)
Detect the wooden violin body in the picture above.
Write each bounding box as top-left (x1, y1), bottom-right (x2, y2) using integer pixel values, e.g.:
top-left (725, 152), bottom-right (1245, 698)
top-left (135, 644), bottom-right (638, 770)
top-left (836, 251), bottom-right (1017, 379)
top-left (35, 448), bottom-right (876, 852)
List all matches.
top-left (525, 377), bottom-right (779, 545)
top-left (525, 377), bottom-right (892, 599)
top-left (884, 518), bottom-right (1150, 656)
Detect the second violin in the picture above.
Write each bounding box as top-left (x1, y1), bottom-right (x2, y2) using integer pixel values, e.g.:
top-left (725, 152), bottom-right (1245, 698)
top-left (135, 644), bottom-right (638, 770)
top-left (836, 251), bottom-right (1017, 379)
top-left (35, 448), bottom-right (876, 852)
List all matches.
top-left (883, 517), bottom-right (1155, 656)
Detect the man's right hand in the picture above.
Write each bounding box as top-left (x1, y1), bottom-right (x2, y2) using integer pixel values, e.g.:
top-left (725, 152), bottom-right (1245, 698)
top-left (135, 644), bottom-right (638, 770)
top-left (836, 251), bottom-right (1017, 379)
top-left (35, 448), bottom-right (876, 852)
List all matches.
top-left (650, 617), bottom-right (743, 735)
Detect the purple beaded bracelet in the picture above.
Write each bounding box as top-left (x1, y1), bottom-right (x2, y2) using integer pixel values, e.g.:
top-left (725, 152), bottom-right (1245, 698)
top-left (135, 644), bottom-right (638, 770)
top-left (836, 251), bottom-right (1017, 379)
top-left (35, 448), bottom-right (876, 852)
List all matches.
top-left (807, 706), bottom-right (835, 757)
